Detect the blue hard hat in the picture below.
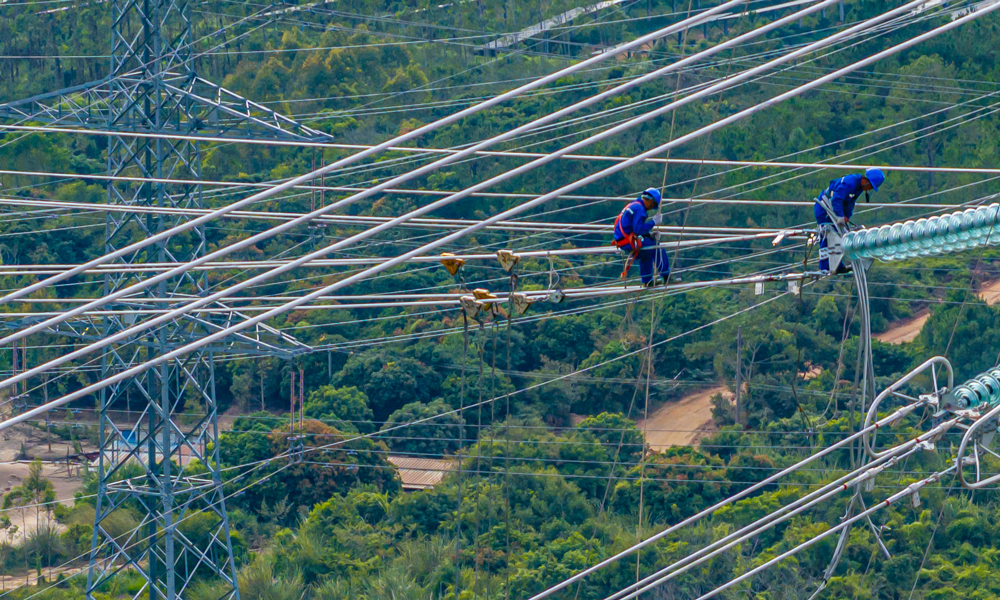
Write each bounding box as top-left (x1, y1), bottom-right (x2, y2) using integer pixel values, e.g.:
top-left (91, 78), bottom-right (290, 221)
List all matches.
top-left (865, 168), bottom-right (885, 191)
top-left (640, 187), bottom-right (662, 206)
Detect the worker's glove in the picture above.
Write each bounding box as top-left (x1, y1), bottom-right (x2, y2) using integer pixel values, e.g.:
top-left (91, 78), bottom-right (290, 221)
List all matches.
top-left (834, 216), bottom-right (846, 229)
top-left (650, 213), bottom-right (663, 226)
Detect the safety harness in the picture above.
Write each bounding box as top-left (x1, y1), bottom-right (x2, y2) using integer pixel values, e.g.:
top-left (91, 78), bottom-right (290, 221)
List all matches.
top-left (613, 205), bottom-right (643, 280)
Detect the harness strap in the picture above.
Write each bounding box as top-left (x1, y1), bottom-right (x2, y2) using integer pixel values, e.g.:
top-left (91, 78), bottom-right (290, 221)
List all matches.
top-left (613, 211), bottom-right (643, 279)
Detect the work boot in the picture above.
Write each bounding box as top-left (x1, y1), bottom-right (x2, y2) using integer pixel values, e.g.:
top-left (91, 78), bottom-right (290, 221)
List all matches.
top-left (834, 263), bottom-right (853, 275)
top-left (644, 275), bottom-right (678, 288)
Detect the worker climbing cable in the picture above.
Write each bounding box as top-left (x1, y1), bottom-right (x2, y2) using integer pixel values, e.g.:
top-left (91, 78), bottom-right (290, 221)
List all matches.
top-left (613, 188), bottom-right (673, 287)
top-left (814, 168), bottom-right (886, 275)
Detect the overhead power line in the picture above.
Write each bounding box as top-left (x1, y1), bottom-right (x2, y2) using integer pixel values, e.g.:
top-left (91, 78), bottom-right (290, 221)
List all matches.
top-left (5, 125), bottom-right (1000, 176)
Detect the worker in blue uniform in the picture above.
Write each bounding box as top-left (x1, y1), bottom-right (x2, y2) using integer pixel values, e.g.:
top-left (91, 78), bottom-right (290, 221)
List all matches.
top-left (613, 188), bottom-right (671, 287)
top-left (814, 168), bottom-right (885, 274)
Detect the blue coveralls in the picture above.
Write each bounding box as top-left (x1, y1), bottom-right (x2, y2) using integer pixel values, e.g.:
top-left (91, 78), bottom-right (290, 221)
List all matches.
top-left (614, 200), bottom-right (670, 284)
top-left (814, 174), bottom-right (865, 271)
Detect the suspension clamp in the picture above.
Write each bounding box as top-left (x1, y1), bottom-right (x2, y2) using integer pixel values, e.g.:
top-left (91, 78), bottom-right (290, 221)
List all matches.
top-left (460, 295), bottom-right (482, 321)
top-left (440, 252), bottom-right (466, 277)
top-left (461, 289), bottom-right (506, 321)
top-left (496, 250), bottom-right (520, 273)
top-left (474, 288), bottom-right (507, 319)
top-left (511, 293), bottom-right (536, 316)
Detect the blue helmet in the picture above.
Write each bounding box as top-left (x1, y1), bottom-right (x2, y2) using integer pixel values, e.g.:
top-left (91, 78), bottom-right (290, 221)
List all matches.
top-left (640, 187), bottom-right (662, 207)
top-left (864, 168), bottom-right (885, 191)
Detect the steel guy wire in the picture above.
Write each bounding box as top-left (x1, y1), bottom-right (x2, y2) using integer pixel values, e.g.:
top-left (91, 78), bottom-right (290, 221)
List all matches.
top-left (6, 73), bottom-right (995, 193)
top-left (274, 0), bottom-right (651, 118)
top-left (3, 7), bottom-right (992, 478)
top-left (694, 91), bottom-right (1000, 202)
top-left (11, 5), bottom-right (948, 220)
top-left (0, 285), bottom-right (794, 485)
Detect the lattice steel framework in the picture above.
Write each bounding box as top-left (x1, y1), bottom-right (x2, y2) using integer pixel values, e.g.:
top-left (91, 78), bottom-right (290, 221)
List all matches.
top-left (0, 1), bottom-right (327, 598)
top-left (87, 2), bottom-right (237, 599)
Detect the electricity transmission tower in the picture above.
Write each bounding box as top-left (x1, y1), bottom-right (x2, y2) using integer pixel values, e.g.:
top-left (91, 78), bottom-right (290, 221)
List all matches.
top-left (1, 1), bottom-right (326, 598)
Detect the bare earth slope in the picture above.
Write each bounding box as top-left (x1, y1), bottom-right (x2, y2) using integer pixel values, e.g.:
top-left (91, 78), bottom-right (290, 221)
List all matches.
top-left (637, 386), bottom-right (728, 451)
top-left (876, 309), bottom-right (930, 344)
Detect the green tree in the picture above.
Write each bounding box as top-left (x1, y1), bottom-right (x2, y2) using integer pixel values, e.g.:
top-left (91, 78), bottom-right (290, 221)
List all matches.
top-left (334, 350), bottom-right (441, 420)
top-left (611, 447), bottom-right (730, 524)
top-left (221, 420), bottom-right (400, 522)
top-left (305, 385), bottom-right (375, 433)
top-left (576, 412), bottom-right (646, 465)
top-left (381, 399), bottom-right (463, 455)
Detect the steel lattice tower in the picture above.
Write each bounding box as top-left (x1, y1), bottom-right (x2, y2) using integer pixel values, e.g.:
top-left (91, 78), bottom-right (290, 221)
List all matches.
top-left (0, 1), bottom-right (328, 598)
top-left (88, 1), bottom-right (238, 598)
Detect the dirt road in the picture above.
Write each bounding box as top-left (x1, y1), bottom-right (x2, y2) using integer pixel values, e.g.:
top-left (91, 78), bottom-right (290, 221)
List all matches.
top-left (0, 462), bottom-right (82, 544)
top-left (0, 563), bottom-right (88, 590)
top-left (637, 386), bottom-right (729, 451)
top-left (876, 309), bottom-right (930, 345)
top-left (873, 282), bottom-right (1000, 345)
top-left (980, 279), bottom-right (1000, 305)
top-left (872, 279), bottom-right (1000, 344)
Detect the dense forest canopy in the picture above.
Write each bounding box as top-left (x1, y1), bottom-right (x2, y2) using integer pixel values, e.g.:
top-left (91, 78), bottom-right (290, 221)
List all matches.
top-left (1, 0), bottom-right (1000, 597)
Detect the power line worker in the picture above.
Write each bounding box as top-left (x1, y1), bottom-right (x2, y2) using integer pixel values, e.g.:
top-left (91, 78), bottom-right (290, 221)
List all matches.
top-left (814, 168), bottom-right (885, 274)
top-left (613, 188), bottom-right (671, 287)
